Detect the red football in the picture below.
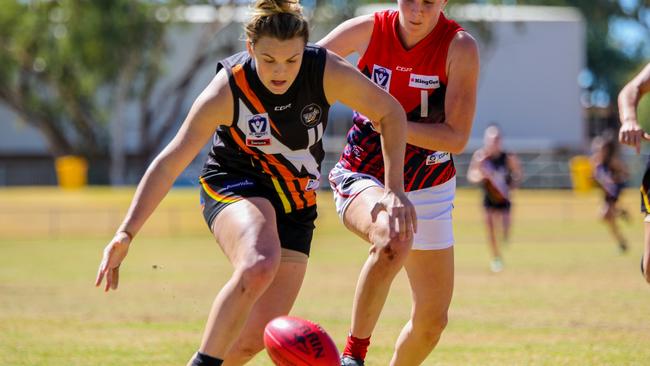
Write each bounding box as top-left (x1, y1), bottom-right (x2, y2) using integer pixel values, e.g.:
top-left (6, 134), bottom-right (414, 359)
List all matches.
top-left (264, 316), bottom-right (340, 366)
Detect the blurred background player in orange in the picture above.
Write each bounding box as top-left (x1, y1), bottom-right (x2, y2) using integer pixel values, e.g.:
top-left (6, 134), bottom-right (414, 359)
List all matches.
top-left (318, 0), bottom-right (479, 364)
top-left (467, 124), bottom-right (522, 272)
top-left (618, 62), bottom-right (650, 282)
top-left (94, 0), bottom-right (417, 365)
top-left (590, 131), bottom-right (630, 253)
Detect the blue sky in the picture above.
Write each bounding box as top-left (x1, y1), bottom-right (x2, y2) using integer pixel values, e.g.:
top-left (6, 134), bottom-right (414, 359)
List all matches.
top-left (611, 0), bottom-right (650, 57)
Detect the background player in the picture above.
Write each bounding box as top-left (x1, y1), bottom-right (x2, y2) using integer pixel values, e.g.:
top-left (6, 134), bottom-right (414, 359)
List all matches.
top-left (618, 62), bottom-right (650, 282)
top-left (467, 124), bottom-right (523, 272)
top-left (590, 131), bottom-right (630, 253)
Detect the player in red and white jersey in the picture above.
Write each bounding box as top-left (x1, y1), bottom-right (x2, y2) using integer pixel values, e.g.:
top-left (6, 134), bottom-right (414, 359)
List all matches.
top-left (318, 1), bottom-right (479, 364)
top-left (94, 1), bottom-right (416, 365)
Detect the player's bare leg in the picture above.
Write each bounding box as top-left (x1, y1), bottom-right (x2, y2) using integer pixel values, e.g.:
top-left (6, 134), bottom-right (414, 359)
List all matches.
top-left (502, 210), bottom-right (512, 244)
top-left (342, 186), bottom-right (412, 361)
top-left (187, 198), bottom-right (282, 364)
top-left (485, 209), bottom-right (502, 272)
top-left (641, 220), bottom-right (650, 283)
top-left (223, 253), bottom-right (307, 365)
top-left (602, 203), bottom-right (627, 253)
top-left (390, 247), bottom-right (454, 366)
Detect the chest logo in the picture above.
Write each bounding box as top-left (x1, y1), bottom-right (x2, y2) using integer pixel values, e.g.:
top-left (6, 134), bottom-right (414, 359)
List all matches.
top-left (305, 178), bottom-right (320, 191)
top-left (246, 114), bottom-right (271, 146)
top-left (426, 151), bottom-right (450, 165)
top-left (300, 103), bottom-right (322, 128)
top-left (409, 74), bottom-right (440, 89)
top-left (274, 103), bottom-right (292, 111)
top-left (372, 64), bottom-right (392, 91)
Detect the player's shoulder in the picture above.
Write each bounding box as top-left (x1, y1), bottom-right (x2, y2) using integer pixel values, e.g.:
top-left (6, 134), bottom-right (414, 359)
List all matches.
top-left (470, 148), bottom-right (485, 160)
top-left (349, 13), bottom-right (375, 28)
top-left (450, 31), bottom-right (479, 54)
top-left (336, 14), bottom-right (375, 42)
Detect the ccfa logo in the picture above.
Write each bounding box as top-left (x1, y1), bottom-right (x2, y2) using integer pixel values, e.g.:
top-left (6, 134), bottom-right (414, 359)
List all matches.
top-left (372, 64), bottom-right (392, 90)
top-left (300, 104), bottom-right (322, 128)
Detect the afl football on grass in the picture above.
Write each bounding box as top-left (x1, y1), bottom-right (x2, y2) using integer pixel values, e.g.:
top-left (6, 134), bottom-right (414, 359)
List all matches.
top-left (264, 316), bottom-right (339, 366)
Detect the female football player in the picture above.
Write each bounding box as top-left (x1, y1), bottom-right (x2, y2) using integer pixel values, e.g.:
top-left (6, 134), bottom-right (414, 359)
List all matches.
top-left (618, 62), bottom-right (650, 282)
top-left (94, 1), bottom-right (416, 365)
top-left (467, 124), bottom-right (523, 272)
top-left (318, 0), bottom-right (479, 364)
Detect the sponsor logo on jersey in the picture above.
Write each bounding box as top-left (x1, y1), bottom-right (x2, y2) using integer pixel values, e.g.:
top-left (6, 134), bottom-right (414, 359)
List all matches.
top-left (351, 145), bottom-right (364, 160)
top-left (396, 66), bottom-right (412, 72)
top-left (372, 64), bottom-right (392, 90)
top-left (409, 74), bottom-right (440, 89)
top-left (305, 178), bottom-right (320, 191)
top-left (223, 179), bottom-right (255, 190)
top-left (426, 151), bottom-right (450, 165)
top-left (274, 103), bottom-right (292, 111)
top-left (246, 114), bottom-right (271, 146)
top-left (300, 103), bottom-right (322, 127)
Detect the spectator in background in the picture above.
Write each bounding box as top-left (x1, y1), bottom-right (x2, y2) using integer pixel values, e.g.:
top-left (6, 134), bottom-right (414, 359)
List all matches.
top-left (590, 131), bottom-right (629, 254)
top-left (618, 62), bottom-right (650, 282)
top-left (467, 124), bottom-right (522, 272)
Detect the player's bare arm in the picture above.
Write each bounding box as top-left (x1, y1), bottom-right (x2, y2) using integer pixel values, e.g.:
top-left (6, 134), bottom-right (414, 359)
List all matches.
top-left (406, 31), bottom-right (479, 154)
top-left (316, 14), bottom-right (374, 58)
top-left (467, 150), bottom-right (486, 184)
top-left (95, 70), bottom-right (233, 292)
top-left (323, 50), bottom-right (417, 237)
top-left (618, 62), bottom-right (650, 153)
top-left (507, 154), bottom-right (524, 186)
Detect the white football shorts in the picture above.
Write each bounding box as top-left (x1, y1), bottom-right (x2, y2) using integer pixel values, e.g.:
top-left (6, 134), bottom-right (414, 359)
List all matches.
top-left (328, 163), bottom-right (455, 250)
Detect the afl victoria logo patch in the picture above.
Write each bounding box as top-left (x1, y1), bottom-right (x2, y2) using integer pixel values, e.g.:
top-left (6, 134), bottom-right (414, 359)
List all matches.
top-left (300, 103), bottom-right (322, 127)
top-left (372, 64), bottom-right (392, 90)
top-left (246, 114), bottom-right (271, 146)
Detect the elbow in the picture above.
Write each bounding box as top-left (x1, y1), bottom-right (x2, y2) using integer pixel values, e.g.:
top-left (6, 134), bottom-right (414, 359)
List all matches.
top-left (148, 153), bottom-right (181, 182)
top-left (449, 135), bottom-right (469, 154)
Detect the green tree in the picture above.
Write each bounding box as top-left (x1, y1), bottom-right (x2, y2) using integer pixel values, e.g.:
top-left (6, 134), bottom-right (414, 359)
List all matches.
top-left (352, 0), bottom-right (649, 126)
top-left (0, 0), bottom-right (163, 157)
top-left (0, 0), bottom-right (235, 183)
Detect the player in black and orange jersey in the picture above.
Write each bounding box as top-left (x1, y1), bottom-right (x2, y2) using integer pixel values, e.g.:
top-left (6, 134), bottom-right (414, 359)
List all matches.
top-left (467, 124), bottom-right (523, 273)
top-left (618, 62), bottom-right (650, 283)
top-left (318, 0), bottom-right (479, 364)
top-left (94, 1), bottom-right (416, 365)
top-left (590, 131), bottom-right (630, 254)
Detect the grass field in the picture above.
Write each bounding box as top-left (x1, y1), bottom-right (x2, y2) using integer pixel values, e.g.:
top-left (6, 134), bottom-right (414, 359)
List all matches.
top-left (1, 187), bottom-right (649, 365)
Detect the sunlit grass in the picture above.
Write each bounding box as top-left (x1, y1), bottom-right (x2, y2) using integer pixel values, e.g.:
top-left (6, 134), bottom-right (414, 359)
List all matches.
top-left (1, 187), bottom-right (649, 365)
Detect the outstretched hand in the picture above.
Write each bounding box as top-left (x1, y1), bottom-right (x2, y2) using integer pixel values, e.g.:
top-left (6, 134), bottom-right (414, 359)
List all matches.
top-left (619, 121), bottom-right (650, 154)
top-left (372, 189), bottom-right (417, 241)
top-left (95, 231), bottom-right (131, 292)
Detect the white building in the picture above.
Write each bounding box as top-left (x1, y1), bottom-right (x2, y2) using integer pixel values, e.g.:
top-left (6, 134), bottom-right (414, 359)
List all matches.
top-left (0, 4), bottom-right (587, 186)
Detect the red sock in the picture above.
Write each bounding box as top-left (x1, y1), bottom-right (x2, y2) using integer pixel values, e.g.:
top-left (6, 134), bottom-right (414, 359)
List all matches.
top-left (342, 334), bottom-right (371, 360)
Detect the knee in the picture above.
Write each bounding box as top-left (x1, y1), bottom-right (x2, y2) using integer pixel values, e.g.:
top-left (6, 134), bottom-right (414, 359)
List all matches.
top-left (237, 255), bottom-right (280, 295)
top-left (384, 237), bottom-right (412, 261)
top-left (413, 313), bottom-right (448, 344)
top-left (371, 235), bottom-right (412, 267)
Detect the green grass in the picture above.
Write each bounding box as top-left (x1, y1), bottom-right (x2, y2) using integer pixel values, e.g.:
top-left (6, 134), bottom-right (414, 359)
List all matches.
top-left (1, 187), bottom-right (649, 365)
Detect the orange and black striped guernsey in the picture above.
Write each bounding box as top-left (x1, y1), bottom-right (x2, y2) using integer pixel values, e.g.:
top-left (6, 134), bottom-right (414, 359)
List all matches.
top-left (201, 46), bottom-right (329, 214)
